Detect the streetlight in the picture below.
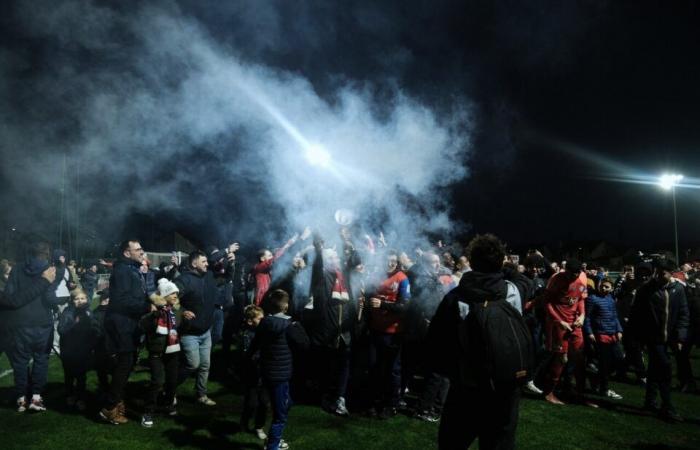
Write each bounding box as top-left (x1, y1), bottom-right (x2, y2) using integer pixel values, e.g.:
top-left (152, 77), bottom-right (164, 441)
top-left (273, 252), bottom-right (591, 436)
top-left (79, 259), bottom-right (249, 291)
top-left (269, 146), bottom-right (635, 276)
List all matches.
top-left (658, 173), bottom-right (683, 264)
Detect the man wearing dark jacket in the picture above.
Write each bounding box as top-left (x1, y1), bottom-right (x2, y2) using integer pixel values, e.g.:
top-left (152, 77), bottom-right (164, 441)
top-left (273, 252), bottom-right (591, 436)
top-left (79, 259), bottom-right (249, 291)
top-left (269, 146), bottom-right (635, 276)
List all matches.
top-left (174, 250), bottom-right (218, 406)
top-left (630, 258), bottom-right (689, 422)
top-left (428, 234), bottom-right (527, 450)
top-left (100, 239), bottom-right (150, 424)
top-left (0, 241), bottom-right (57, 412)
top-left (308, 236), bottom-right (358, 416)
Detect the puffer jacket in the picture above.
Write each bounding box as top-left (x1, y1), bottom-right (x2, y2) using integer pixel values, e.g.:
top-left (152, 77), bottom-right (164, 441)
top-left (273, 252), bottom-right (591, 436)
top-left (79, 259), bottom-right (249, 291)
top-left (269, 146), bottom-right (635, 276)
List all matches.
top-left (584, 294), bottom-right (623, 336)
top-left (249, 313), bottom-right (309, 383)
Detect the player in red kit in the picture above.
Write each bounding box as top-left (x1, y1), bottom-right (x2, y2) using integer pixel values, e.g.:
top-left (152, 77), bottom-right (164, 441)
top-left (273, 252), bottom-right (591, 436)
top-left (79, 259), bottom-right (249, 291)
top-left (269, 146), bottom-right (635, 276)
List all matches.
top-left (540, 259), bottom-right (596, 406)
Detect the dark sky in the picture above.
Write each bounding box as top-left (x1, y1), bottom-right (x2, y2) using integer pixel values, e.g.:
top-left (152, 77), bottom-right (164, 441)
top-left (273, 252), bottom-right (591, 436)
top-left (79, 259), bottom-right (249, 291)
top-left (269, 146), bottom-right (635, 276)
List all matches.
top-left (1, 0), bottom-right (699, 256)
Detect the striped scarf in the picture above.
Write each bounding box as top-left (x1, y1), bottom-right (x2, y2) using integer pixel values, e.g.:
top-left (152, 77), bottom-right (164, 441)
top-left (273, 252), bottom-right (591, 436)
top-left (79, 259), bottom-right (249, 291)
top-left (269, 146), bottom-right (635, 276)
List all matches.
top-left (156, 305), bottom-right (180, 354)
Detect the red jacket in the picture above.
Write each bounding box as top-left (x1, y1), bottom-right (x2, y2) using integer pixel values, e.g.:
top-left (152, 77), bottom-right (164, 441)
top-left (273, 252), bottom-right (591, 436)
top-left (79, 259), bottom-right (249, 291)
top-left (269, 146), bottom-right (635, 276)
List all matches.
top-left (370, 270), bottom-right (410, 334)
top-left (253, 247), bottom-right (287, 306)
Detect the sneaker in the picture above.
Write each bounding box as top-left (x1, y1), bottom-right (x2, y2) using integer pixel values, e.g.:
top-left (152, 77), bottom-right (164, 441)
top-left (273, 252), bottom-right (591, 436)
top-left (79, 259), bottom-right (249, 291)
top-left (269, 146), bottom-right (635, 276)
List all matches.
top-left (605, 390), bottom-right (623, 400)
top-left (397, 398), bottom-right (408, 410)
top-left (29, 397), bottom-right (47, 412)
top-left (17, 396), bottom-right (27, 413)
top-left (163, 404), bottom-right (178, 417)
top-left (333, 397), bottom-right (349, 416)
top-left (141, 414), bottom-right (154, 428)
top-left (255, 428), bottom-right (267, 440)
top-left (415, 410), bottom-right (439, 423)
top-left (197, 395), bottom-right (216, 406)
top-left (264, 439), bottom-right (289, 449)
top-left (524, 381), bottom-right (543, 395)
top-left (100, 405), bottom-right (129, 425)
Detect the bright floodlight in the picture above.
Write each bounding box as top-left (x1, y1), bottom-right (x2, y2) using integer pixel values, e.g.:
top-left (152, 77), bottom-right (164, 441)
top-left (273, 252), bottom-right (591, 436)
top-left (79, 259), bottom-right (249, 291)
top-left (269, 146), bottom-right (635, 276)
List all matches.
top-left (304, 144), bottom-right (332, 168)
top-left (659, 173), bottom-right (684, 190)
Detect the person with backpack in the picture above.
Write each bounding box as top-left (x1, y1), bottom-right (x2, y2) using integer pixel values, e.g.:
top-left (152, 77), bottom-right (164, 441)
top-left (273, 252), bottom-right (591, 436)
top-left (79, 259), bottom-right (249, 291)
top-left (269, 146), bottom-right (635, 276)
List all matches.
top-left (428, 234), bottom-right (532, 450)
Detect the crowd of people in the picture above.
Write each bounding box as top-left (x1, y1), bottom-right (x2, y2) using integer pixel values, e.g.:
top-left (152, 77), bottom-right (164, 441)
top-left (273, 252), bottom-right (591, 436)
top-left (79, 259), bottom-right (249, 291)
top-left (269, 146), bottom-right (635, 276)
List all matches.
top-left (0, 228), bottom-right (697, 450)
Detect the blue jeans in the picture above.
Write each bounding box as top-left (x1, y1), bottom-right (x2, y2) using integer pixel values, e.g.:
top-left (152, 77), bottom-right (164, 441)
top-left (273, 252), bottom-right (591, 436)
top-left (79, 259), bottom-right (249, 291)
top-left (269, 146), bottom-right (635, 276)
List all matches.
top-left (265, 381), bottom-right (291, 450)
top-left (179, 330), bottom-right (212, 397)
top-left (6, 325), bottom-right (53, 399)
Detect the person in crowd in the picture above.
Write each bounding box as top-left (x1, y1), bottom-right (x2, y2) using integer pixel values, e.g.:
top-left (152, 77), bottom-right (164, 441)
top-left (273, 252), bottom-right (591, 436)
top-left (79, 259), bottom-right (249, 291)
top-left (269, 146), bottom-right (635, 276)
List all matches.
top-left (205, 246), bottom-right (233, 346)
top-left (0, 241), bottom-right (57, 412)
top-left (93, 288), bottom-right (112, 397)
top-left (614, 262), bottom-right (650, 385)
top-left (222, 242), bottom-right (248, 359)
top-left (249, 289), bottom-right (310, 450)
top-left (51, 249), bottom-right (75, 354)
top-left (240, 304), bottom-right (269, 441)
top-left (67, 260), bottom-right (80, 289)
top-left (174, 250), bottom-right (218, 406)
top-left (81, 263), bottom-right (98, 301)
top-left (584, 278), bottom-right (624, 400)
top-left (428, 234), bottom-right (527, 450)
top-left (100, 239), bottom-right (151, 424)
top-left (58, 288), bottom-right (98, 411)
top-left (139, 278), bottom-right (181, 428)
top-left (451, 255), bottom-right (471, 285)
top-left (308, 233), bottom-right (359, 417)
top-left (252, 231), bottom-right (306, 306)
top-left (407, 252), bottom-right (453, 422)
top-left (367, 249), bottom-right (411, 418)
top-left (0, 258), bottom-right (14, 291)
top-left (677, 262), bottom-right (700, 393)
top-left (539, 259), bottom-right (596, 406)
top-left (140, 257), bottom-right (157, 297)
top-left (630, 259), bottom-right (689, 422)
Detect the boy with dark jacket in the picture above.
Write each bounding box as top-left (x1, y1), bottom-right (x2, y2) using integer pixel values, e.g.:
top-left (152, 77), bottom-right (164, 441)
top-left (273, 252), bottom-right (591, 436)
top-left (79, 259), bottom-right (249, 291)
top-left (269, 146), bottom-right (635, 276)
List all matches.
top-left (249, 289), bottom-right (309, 450)
top-left (584, 278), bottom-right (624, 400)
top-left (139, 278), bottom-right (181, 428)
top-left (58, 288), bottom-right (98, 411)
top-left (240, 304), bottom-right (269, 441)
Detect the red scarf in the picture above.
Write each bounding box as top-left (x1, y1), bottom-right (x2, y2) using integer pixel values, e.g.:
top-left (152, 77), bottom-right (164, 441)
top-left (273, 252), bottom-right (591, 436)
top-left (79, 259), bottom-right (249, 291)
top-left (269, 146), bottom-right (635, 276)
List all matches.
top-left (156, 305), bottom-right (180, 354)
top-left (332, 270), bottom-right (349, 301)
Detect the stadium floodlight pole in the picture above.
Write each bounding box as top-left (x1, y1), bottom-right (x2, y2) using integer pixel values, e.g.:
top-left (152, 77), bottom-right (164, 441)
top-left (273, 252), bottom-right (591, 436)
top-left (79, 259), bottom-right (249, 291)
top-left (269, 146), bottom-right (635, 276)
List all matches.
top-left (658, 174), bottom-right (684, 264)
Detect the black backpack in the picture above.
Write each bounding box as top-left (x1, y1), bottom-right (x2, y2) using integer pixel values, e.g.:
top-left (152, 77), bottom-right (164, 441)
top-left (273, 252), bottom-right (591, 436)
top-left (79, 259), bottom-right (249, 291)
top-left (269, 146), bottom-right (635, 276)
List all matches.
top-left (457, 283), bottom-right (533, 388)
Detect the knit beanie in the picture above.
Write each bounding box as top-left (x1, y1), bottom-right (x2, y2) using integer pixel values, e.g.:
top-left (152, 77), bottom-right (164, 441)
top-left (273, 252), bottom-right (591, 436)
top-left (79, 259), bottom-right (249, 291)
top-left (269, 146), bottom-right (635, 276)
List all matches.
top-left (157, 278), bottom-right (179, 297)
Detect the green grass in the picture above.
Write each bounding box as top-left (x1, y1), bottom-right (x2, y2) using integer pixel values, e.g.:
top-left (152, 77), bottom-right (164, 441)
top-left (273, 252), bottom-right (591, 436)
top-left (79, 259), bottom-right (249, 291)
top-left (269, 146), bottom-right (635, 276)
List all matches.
top-left (0, 349), bottom-right (699, 449)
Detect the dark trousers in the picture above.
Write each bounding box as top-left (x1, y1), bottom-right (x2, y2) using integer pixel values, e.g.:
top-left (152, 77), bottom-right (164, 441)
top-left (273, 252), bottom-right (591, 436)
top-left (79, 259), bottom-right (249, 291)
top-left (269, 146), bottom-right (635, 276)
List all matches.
top-left (594, 341), bottom-right (624, 393)
top-left (242, 384), bottom-right (269, 430)
top-left (107, 351), bottom-right (135, 409)
top-left (417, 371), bottom-right (450, 413)
top-left (145, 352), bottom-right (179, 414)
top-left (318, 341), bottom-right (352, 400)
top-left (645, 344), bottom-right (673, 410)
top-left (211, 307), bottom-right (224, 346)
top-left (439, 382), bottom-right (520, 450)
top-left (94, 350), bottom-right (113, 393)
top-left (369, 332), bottom-right (402, 408)
top-left (619, 333), bottom-right (646, 379)
top-left (265, 381), bottom-right (291, 450)
top-left (62, 353), bottom-right (90, 398)
top-left (6, 325), bottom-right (53, 399)
top-left (675, 341), bottom-right (695, 388)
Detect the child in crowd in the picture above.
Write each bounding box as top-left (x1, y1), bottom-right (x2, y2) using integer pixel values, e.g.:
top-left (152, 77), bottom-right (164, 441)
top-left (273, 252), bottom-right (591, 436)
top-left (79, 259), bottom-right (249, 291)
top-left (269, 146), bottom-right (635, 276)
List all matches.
top-left (241, 304), bottom-right (269, 440)
top-left (249, 289), bottom-right (309, 450)
top-left (57, 288), bottom-right (98, 411)
top-left (584, 278), bottom-right (625, 400)
top-left (92, 289), bottom-right (112, 397)
top-left (139, 278), bottom-right (181, 428)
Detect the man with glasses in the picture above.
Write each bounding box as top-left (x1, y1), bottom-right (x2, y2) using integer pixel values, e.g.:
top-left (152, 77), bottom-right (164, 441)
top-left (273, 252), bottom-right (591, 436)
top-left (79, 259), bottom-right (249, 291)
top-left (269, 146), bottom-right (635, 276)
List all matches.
top-left (100, 239), bottom-right (151, 424)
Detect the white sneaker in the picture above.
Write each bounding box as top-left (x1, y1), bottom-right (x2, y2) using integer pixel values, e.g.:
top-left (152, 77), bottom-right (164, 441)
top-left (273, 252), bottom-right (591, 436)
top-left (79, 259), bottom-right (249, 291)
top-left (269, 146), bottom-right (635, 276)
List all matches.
top-left (334, 397), bottom-right (349, 416)
top-left (255, 428), bottom-right (267, 440)
top-left (524, 381), bottom-right (543, 395)
top-left (605, 389), bottom-right (623, 400)
top-left (28, 397), bottom-right (47, 412)
top-left (197, 395), bottom-right (216, 406)
top-left (17, 396), bottom-right (27, 412)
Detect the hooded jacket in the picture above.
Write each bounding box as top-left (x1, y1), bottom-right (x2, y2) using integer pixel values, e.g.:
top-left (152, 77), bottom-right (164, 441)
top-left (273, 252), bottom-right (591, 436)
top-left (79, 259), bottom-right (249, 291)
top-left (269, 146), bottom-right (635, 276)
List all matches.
top-left (0, 257), bottom-right (55, 329)
top-left (174, 268), bottom-right (218, 335)
top-left (427, 270), bottom-right (527, 384)
top-left (249, 313), bottom-right (310, 383)
top-left (58, 304), bottom-right (99, 358)
top-left (630, 278), bottom-right (689, 345)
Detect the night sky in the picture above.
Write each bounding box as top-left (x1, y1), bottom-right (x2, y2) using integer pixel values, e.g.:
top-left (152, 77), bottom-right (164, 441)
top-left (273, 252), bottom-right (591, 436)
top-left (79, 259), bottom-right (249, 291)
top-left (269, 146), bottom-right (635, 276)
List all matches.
top-left (1, 1), bottom-right (699, 256)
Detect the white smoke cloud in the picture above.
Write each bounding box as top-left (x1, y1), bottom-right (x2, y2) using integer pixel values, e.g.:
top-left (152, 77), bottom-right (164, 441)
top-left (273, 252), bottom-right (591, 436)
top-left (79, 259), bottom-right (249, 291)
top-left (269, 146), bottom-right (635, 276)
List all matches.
top-left (2, 0), bottom-right (473, 252)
